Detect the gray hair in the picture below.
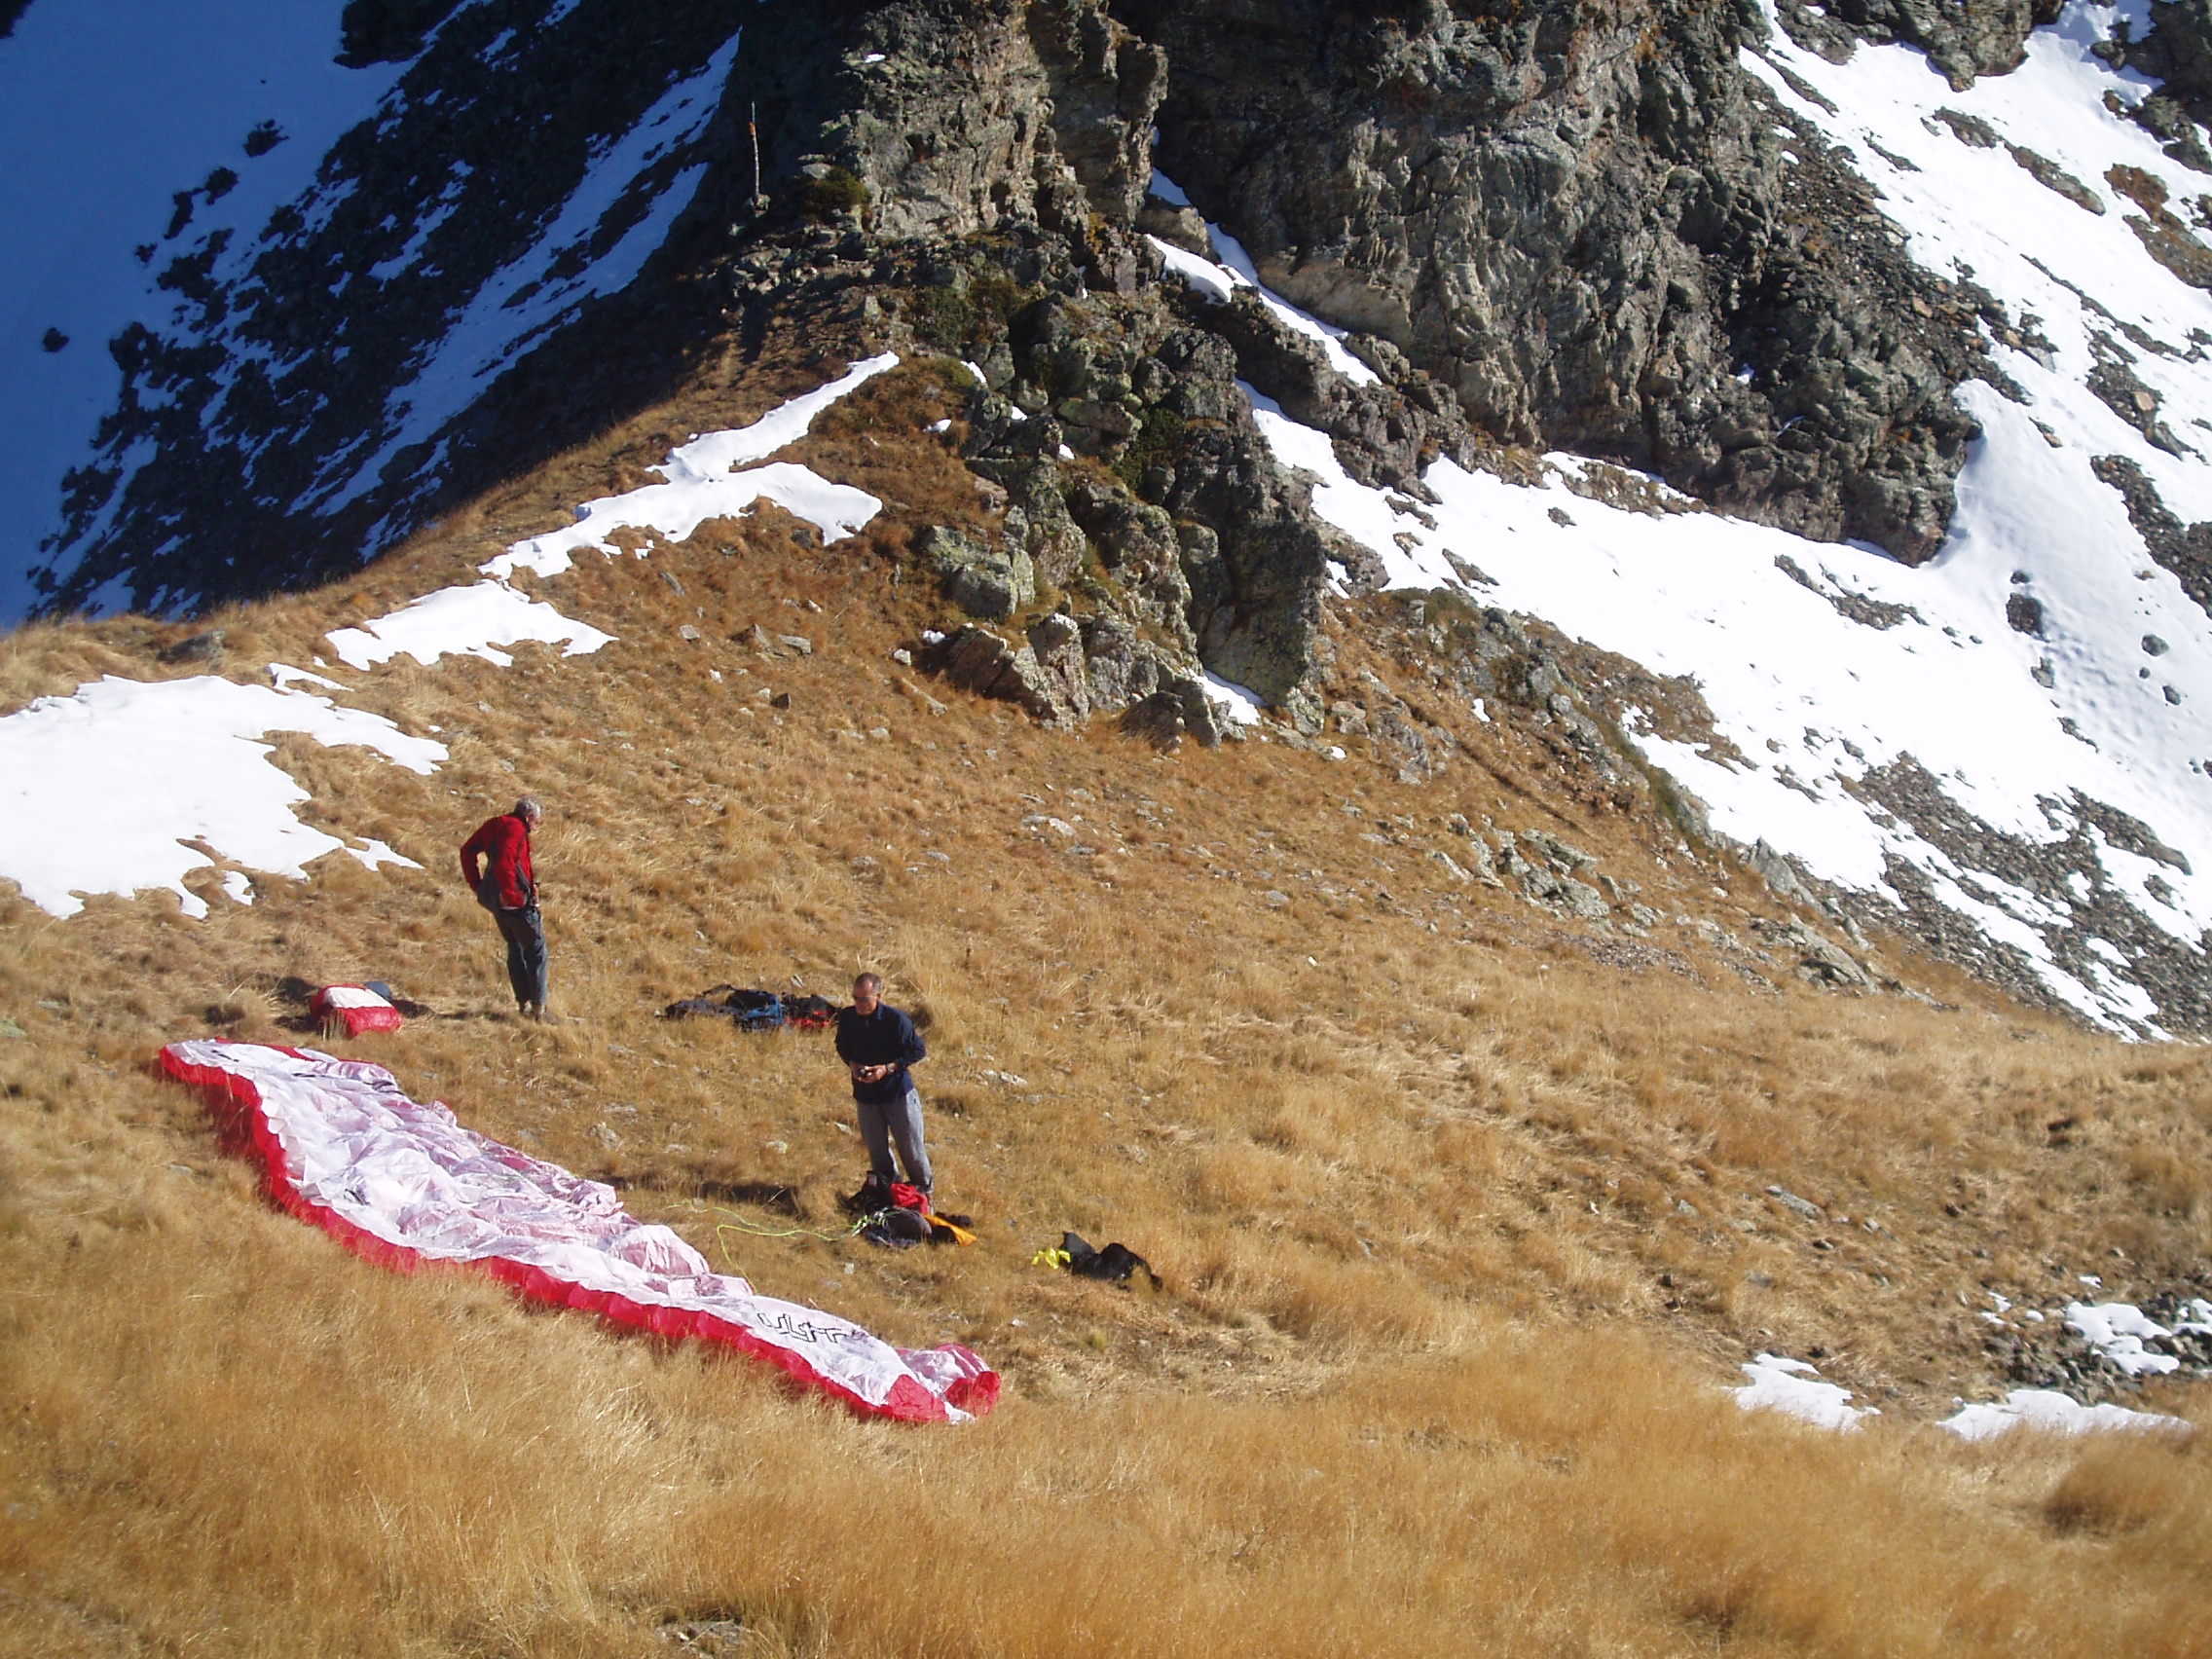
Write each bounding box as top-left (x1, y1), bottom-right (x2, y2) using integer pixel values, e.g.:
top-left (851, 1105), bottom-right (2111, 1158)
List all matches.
top-left (514, 795), bottom-right (542, 823)
top-left (853, 972), bottom-right (883, 993)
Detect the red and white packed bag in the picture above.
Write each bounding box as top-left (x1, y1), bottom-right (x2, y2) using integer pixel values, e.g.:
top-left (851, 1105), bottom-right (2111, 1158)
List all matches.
top-left (309, 983), bottom-right (404, 1037)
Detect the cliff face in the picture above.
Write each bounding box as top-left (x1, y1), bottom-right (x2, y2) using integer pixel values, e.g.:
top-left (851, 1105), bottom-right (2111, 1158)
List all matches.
top-left (1119, 0), bottom-right (2006, 561)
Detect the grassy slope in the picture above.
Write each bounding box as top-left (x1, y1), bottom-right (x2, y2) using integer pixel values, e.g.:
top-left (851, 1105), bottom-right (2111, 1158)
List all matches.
top-left (2, 352), bottom-right (2208, 1657)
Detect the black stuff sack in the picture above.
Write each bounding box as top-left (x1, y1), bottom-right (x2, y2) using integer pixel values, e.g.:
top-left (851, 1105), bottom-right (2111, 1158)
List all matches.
top-left (1059, 1230), bottom-right (1161, 1288)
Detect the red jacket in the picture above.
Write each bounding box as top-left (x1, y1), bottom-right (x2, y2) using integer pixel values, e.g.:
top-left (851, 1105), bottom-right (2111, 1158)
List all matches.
top-left (460, 813), bottom-right (535, 909)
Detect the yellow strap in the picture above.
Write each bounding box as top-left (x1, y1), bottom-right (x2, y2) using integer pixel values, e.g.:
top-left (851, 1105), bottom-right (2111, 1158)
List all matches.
top-left (1029, 1246), bottom-right (1071, 1270)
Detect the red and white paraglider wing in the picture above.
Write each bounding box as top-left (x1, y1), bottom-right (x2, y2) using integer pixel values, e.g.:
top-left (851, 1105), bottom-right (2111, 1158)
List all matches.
top-left (160, 1040), bottom-right (997, 1422)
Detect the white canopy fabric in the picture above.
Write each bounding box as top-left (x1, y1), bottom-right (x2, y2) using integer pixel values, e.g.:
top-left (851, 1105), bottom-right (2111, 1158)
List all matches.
top-left (161, 1040), bottom-right (997, 1422)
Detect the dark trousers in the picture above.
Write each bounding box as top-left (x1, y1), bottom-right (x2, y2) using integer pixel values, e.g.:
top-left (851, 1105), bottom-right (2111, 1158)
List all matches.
top-left (491, 904), bottom-right (548, 1009)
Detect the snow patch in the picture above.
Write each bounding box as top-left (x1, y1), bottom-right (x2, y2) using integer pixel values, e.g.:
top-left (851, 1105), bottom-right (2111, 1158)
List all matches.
top-left (323, 581), bottom-right (614, 671)
top-left (1732, 1353), bottom-right (1878, 1430)
top-left (1940, 1389), bottom-right (2190, 1442)
top-left (2066, 1301), bottom-right (2183, 1377)
top-left (485, 354), bottom-right (897, 581)
top-left (1199, 670), bottom-right (1265, 725)
top-left (0, 676), bottom-right (445, 919)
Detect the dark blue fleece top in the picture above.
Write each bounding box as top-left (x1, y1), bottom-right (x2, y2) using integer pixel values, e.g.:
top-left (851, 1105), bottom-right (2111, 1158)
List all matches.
top-left (833, 1002), bottom-right (926, 1104)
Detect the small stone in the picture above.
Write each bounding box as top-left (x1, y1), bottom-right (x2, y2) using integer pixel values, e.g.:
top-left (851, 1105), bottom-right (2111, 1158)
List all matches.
top-left (1766, 1184), bottom-right (1824, 1222)
top-left (679, 624), bottom-right (702, 643)
top-left (159, 629), bottom-right (225, 665)
top-left (779, 634), bottom-right (814, 655)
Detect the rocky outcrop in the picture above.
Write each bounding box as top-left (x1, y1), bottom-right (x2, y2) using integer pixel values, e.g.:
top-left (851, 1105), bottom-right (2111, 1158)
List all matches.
top-left (1118, 0), bottom-right (1991, 563)
top-left (830, 0), bottom-right (1163, 241)
top-left (919, 525), bottom-right (1035, 620)
top-left (854, 206), bottom-right (1357, 722)
top-left (2121, 1), bottom-right (2212, 133)
top-left (2092, 454), bottom-right (2212, 622)
top-left (1773, 0), bottom-right (2059, 85)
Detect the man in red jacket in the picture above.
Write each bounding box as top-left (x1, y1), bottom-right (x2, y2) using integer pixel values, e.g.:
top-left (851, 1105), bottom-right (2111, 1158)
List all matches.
top-left (460, 795), bottom-right (550, 1019)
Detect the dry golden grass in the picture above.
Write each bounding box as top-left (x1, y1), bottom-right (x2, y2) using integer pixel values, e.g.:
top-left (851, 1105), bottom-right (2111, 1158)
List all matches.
top-left (3, 358), bottom-right (2210, 1655)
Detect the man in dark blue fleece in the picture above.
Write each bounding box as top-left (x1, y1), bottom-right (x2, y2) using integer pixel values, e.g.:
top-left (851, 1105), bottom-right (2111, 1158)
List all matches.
top-left (832, 972), bottom-right (932, 1200)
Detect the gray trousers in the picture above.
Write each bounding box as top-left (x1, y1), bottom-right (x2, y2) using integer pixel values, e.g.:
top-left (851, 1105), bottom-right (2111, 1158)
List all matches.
top-left (857, 1086), bottom-right (931, 1191)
